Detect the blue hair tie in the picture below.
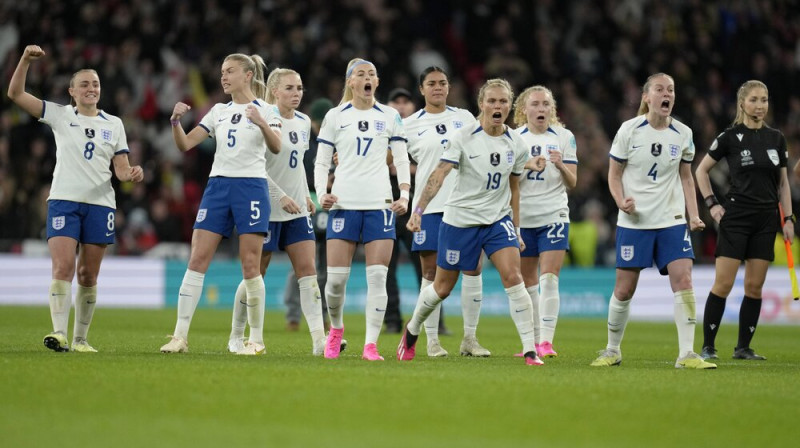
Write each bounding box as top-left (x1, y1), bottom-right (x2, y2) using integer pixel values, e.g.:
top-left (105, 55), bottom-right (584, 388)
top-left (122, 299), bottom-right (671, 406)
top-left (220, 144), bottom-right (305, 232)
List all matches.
top-left (345, 59), bottom-right (375, 79)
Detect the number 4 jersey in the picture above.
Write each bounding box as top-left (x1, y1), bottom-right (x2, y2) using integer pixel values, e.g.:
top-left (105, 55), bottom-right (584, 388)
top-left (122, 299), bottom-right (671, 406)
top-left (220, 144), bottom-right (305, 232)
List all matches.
top-left (39, 101), bottom-right (130, 209)
top-left (609, 115), bottom-right (695, 230)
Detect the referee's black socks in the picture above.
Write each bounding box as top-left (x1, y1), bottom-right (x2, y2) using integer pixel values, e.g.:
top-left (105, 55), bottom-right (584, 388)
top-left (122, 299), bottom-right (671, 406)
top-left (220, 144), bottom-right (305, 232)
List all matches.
top-left (702, 292), bottom-right (726, 348)
top-left (737, 296), bottom-right (762, 349)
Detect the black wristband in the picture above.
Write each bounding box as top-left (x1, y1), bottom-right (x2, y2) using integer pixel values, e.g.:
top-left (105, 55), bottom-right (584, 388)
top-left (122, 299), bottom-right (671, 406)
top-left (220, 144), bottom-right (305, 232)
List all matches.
top-left (704, 195), bottom-right (720, 209)
top-left (784, 214), bottom-right (796, 224)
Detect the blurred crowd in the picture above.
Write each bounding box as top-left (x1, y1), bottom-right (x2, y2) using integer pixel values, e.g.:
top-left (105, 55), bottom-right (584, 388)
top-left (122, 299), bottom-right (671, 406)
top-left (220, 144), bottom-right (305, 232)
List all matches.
top-left (1, 0), bottom-right (800, 265)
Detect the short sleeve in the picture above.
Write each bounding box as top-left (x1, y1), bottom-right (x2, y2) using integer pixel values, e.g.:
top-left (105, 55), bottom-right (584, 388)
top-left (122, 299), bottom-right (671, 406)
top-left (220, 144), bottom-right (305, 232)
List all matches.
top-left (779, 131), bottom-right (788, 167)
top-left (38, 100), bottom-right (67, 128)
top-left (513, 138), bottom-right (529, 175)
top-left (441, 138), bottom-right (461, 165)
top-left (609, 125), bottom-right (630, 162)
top-left (682, 129), bottom-right (695, 163)
top-left (115, 120), bottom-right (130, 154)
top-left (563, 129), bottom-right (578, 163)
top-left (707, 131), bottom-right (726, 161)
top-left (198, 107), bottom-right (216, 138)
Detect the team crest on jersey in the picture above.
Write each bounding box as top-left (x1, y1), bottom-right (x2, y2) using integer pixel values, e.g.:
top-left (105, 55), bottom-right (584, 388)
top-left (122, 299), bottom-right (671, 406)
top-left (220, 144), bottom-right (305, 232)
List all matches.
top-left (436, 124), bottom-right (447, 134)
top-left (546, 144), bottom-right (558, 154)
top-left (196, 209), bottom-right (207, 223)
top-left (264, 230), bottom-right (272, 244)
top-left (289, 131), bottom-right (298, 144)
top-left (358, 120), bottom-right (369, 132)
top-left (52, 216), bottom-right (65, 230)
top-left (445, 249), bottom-right (460, 265)
top-left (740, 149), bottom-right (753, 166)
top-left (231, 113), bottom-right (242, 124)
top-left (767, 149), bottom-right (779, 166)
top-left (301, 131), bottom-right (308, 142)
top-left (490, 152), bottom-right (501, 166)
top-left (530, 145), bottom-right (541, 156)
top-left (85, 128), bottom-right (95, 138)
top-left (414, 230), bottom-right (426, 245)
top-left (620, 245), bottom-right (634, 261)
top-left (453, 120), bottom-right (463, 129)
top-left (651, 143), bottom-right (662, 156)
top-left (332, 218), bottom-right (345, 233)
top-left (375, 120), bottom-right (386, 132)
top-left (669, 144), bottom-right (680, 158)
top-left (101, 129), bottom-right (113, 142)
top-left (506, 150), bottom-right (515, 164)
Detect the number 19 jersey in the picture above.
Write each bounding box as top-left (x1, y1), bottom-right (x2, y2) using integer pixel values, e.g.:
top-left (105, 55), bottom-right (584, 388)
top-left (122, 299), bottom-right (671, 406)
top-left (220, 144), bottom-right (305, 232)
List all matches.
top-left (609, 115), bottom-right (695, 229)
top-left (441, 123), bottom-right (529, 227)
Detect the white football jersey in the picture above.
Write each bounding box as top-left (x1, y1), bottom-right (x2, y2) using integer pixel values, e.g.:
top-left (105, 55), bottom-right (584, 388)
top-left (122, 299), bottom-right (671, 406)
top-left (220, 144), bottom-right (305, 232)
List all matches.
top-left (39, 101), bottom-right (129, 208)
top-left (515, 125), bottom-right (578, 228)
top-left (265, 107), bottom-right (312, 222)
top-left (199, 100), bottom-right (273, 179)
top-left (609, 115), bottom-right (695, 229)
top-left (405, 106), bottom-right (476, 214)
top-left (441, 123), bottom-right (530, 227)
top-left (317, 102), bottom-right (407, 210)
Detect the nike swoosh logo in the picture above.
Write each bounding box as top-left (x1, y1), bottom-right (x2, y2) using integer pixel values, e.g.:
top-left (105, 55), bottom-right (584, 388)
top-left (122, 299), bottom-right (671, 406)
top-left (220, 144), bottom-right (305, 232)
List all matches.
top-left (86, 300), bottom-right (97, 304)
top-left (383, 227), bottom-right (393, 232)
top-left (472, 298), bottom-right (482, 303)
top-left (69, 123), bottom-right (80, 127)
top-left (551, 238), bottom-right (563, 243)
top-left (632, 145), bottom-right (643, 149)
top-left (515, 308), bottom-right (528, 313)
top-left (417, 129), bottom-right (429, 136)
top-left (375, 308), bottom-right (386, 312)
top-left (340, 124), bottom-right (352, 129)
top-left (250, 221), bottom-right (261, 226)
top-left (179, 293), bottom-right (191, 297)
top-left (308, 229), bottom-right (314, 234)
top-left (469, 155), bottom-right (480, 159)
top-left (683, 247), bottom-right (692, 252)
top-left (218, 117), bottom-right (227, 122)
top-left (105, 232), bottom-right (114, 236)
top-left (51, 293), bottom-right (65, 297)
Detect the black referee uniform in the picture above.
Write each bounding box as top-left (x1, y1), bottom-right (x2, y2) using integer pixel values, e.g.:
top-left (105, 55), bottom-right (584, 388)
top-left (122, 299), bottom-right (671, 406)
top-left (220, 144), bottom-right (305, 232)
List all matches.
top-left (702, 123), bottom-right (789, 358)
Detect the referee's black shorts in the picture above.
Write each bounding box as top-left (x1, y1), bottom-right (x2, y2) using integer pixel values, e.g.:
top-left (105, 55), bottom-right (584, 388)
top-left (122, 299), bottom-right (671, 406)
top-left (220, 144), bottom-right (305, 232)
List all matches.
top-left (715, 205), bottom-right (779, 261)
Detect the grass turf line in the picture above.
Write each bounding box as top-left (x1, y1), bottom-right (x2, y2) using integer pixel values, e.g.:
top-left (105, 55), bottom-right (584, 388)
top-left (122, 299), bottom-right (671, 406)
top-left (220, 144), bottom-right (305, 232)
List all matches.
top-left (1, 306), bottom-right (798, 448)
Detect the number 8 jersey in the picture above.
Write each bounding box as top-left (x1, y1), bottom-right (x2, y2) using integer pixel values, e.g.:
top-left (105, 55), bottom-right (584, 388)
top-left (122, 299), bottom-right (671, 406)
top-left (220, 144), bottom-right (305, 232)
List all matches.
top-left (39, 101), bottom-right (130, 209)
top-left (609, 115), bottom-right (695, 229)
top-left (317, 102), bottom-right (407, 210)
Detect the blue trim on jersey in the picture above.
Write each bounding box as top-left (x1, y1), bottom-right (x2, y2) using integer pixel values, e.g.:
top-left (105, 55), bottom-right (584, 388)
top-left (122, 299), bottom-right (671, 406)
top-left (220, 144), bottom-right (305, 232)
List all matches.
top-left (389, 136), bottom-right (407, 142)
top-left (446, 106), bottom-right (456, 112)
top-left (472, 126), bottom-right (483, 135)
top-left (198, 123), bottom-right (211, 133)
top-left (441, 158), bottom-right (458, 167)
top-left (609, 154), bottom-right (626, 163)
top-left (416, 110), bottom-right (427, 118)
top-left (372, 104), bottom-right (383, 112)
top-left (98, 112), bottom-right (109, 121)
top-left (317, 138), bottom-right (335, 148)
top-left (547, 127), bottom-right (557, 135)
top-left (636, 120), bottom-right (649, 128)
top-left (252, 99), bottom-right (261, 105)
top-left (520, 127), bottom-right (529, 134)
top-left (41, 100), bottom-right (46, 118)
top-left (294, 112), bottom-right (306, 120)
top-left (503, 129), bottom-right (512, 139)
top-left (226, 101), bottom-right (232, 106)
top-left (114, 149), bottom-right (129, 155)
top-left (342, 103), bottom-right (353, 111)
top-left (668, 124), bottom-right (679, 134)
top-left (564, 160), bottom-right (578, 165)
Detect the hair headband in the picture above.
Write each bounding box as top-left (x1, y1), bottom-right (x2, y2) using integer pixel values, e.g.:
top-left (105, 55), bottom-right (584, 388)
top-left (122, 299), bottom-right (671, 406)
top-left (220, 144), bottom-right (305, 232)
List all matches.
top-left (346, 59), bottom-right (376, 79)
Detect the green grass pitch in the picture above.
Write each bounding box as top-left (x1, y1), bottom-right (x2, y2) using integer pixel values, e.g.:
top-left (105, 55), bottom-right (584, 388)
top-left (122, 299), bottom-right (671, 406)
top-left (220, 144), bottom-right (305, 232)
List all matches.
top-left (1, 306), bottom-right (798, 447)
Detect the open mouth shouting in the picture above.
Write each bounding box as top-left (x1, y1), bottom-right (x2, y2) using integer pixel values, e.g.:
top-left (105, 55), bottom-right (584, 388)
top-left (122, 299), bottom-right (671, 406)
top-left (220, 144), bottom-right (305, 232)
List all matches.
top-left (364, 82), bottom-right (373, 96)
top-left (660, 99), bottom-right (671, 113)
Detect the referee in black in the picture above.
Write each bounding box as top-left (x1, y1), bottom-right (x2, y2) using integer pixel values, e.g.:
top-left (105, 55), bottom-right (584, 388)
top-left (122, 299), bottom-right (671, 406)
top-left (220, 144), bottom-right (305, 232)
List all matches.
top-left (695, 80), bottom-right (794, 361)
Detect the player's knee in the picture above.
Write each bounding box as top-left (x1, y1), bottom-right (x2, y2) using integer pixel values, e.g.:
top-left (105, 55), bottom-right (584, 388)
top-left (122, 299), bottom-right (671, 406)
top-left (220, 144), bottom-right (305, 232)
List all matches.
top-left (76, 265), bottom-right (97, 286)
top-left (326, 267), bottom-right (351, 295)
